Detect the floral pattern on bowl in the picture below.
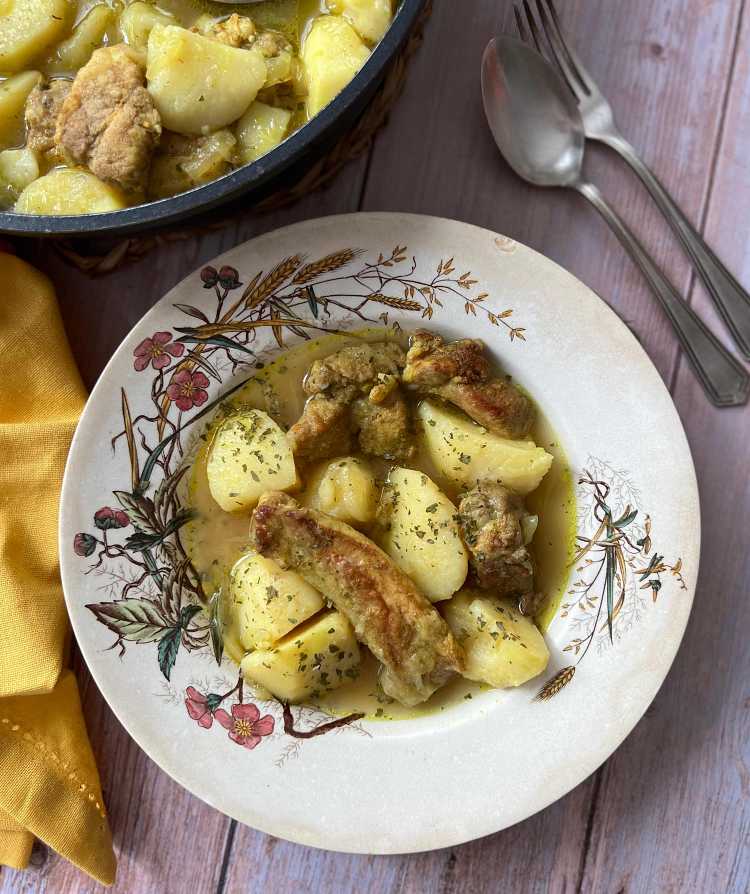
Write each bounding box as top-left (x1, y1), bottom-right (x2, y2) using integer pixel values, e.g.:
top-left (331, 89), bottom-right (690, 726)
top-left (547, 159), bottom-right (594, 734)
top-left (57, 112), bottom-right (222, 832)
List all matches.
top-left (60, 213), bottom-right (699, 853)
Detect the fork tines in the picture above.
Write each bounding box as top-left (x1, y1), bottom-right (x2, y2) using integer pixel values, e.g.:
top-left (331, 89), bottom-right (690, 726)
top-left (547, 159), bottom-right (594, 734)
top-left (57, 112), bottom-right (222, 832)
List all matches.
top-left (514, 0), bottom-right (594, 99)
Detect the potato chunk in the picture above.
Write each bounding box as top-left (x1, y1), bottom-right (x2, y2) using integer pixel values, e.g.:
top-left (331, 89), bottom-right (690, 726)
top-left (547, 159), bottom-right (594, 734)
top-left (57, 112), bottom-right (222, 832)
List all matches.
top-left (241, 610), bottom-right (360, 702)
top-left (0, 0), bottom-right (69, 74)
top-left (443, 590), bottom-right (550, 688)
top-left (14, 167), bottom-right (127, 215)
top-left (146, 25), bottom-right (266, 135)
top-left (235, 101), bottom-right (291, 164)
top-left (300, 456), bottom-right (377, 526)
top-left (418, 400), bottom-right (553, 496)
top-left (148, 129), bottom-right (236, 199)
top-left (327, 0), bottom-right (392, 44)
top-left (230, 553), bottom-right (325, 651)
top-left (120, 2), bottom-right (176, 51)
top-left (48, 4), bottom-right (114, 74)
top-left (0, 71), bottom-right (42, 149)
top-left (301, 15), bottom-right (369, 117)
top-left (0, 147), bottom-right (39, 197)
top-left (378, 467), bottom-right (468, 602)
top-left (206, 409), bottom-right (297, 512)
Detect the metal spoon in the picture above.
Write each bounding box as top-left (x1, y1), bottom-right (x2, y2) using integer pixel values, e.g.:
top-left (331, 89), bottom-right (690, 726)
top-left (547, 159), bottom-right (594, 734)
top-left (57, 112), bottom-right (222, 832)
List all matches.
top-left (481, 36), bottom-right (749, 407)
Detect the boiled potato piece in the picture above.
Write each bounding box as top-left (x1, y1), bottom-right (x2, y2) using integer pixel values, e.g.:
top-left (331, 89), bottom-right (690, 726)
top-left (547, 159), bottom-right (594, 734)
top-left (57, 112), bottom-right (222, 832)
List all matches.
top-left (264, 49), bottom-right (293, 88)
top-left (180, 129), bottom-right (236, 182)
top-left (49, 4), bottom-right (114, 73)
top-left (301, 15), bottom-right (369, 117)
top-left (206, 409), bottom-right (297, 512)
top-left (14, 168), bottom-right (127, 215)
top-left (0, 71), bottom-right (42, 149)
top-left (230, 553), bottom-right (325, 651)
top-left (327, 0), bottom-right (392, 44)
top-left (146, 25), bottom-right (266, 135)
top-left (378, 467), bottom-right (468, 602)
top-left (0, 147), bottom-right (39, 196)
top-left (241, 610), bottom-right (360, 702)
top-left (148, 130), bottom-right (236, 200)
top-left (443, 589), bottom-right (550, 688)
top-left (120, 1), bottom-right (176, 51)
top-left (235, 101), bottom-right (291, 164)
top-left (0, 0), bottom-right (69, 73)
top-left (301, 456), bottom-right (377, 526)
top-left (418, 400), bottom-right (553, 496)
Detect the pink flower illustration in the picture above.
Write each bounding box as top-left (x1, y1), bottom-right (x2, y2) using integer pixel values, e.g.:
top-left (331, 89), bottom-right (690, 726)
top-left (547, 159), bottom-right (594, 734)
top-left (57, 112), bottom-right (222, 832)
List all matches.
top-left (133, 331), bottom-right (185, 371)
top-left (185, 686), bottom-right (214, 729)
top-left (215, 702), bottom-right (275, 749)
top-left (166, 369), bottom-right (210, 412)
top-left (94, 507), bottom-right (129, 530)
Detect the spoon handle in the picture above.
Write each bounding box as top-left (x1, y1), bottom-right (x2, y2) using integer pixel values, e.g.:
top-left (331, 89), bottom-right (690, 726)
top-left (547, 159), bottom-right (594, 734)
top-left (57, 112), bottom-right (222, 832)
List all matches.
top-left (574, 180), bottom-right (749, 407)
top-left (600, 133), bottom-right (750, 360)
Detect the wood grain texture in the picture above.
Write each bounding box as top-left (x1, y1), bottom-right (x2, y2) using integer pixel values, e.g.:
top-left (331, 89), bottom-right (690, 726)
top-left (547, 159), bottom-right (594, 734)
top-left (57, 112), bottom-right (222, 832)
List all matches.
top-left (2, 0), bottom-right (749, 891)
top-left (580, 3), bottom-right (750, 893)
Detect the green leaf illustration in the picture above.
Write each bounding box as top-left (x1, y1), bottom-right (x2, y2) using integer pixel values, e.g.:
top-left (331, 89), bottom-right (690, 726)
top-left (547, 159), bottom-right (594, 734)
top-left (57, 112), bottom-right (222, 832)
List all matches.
top-left (175, 334), bottom-right (256, 356)
top-left (305, 286), bottom-right (318, 318)
top-left (114, 490), bottom-right (157, 533)
top-left (612, 507), bottom-right (638, 529)
top-left (179, 603), bottom-right (202, 628)
top-left (158, 627), bottom-right (181, 680)
top-left (209, 588), bottom-right (224, 666)
top-left (86, 598), bottom-right (171, 643)
top-left (638, 553), bottom-right (663, 581)
top-left (124, 508), bottom-right (195, 552)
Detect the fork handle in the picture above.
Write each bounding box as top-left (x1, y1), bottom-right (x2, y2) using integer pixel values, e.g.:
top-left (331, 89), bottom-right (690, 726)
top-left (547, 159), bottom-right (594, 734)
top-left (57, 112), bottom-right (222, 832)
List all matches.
top-left (600, 133), bottom-right (750, 360)
top-left (574, 180), bottom-right (749, 407)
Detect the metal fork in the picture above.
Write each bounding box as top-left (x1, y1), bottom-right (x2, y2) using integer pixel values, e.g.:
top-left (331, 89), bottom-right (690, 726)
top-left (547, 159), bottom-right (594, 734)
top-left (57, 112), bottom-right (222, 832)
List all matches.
top-left (515, 0), bottom-right (750, 361)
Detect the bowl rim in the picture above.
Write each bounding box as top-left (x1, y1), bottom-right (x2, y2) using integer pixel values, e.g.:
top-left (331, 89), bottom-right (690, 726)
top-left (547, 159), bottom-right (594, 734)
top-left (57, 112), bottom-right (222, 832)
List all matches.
top-left (58, 212), bottom-right (700, 852)
top-left (0, 0), bottom-right (427, 238)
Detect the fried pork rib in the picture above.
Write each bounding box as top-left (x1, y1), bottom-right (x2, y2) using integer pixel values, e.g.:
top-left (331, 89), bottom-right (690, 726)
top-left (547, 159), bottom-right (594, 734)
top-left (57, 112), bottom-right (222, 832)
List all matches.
top-left (250, 492), bottom-right (464, 706)
top-left (458, 482), bottom-right (543, 615)
top-left (402, 330), bottom-right (534, 439)
top-left (287, 342), bottom-right (414, 463)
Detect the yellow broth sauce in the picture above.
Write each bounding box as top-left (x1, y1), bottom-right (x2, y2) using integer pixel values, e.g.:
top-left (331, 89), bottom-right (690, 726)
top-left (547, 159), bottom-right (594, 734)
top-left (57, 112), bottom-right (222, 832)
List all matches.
top-left (183, 329), bottom-right (576, 720)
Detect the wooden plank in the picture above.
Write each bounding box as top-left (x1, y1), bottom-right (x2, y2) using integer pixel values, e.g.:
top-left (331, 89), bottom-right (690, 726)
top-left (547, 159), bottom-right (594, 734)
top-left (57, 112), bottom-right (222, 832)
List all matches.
top-left (0, 161), bottom-right (370, 894)
top-left (579, 4), bottom-right (750, 892)
top-left (362, 0), bottom-right (741, 384)
top-left (221, 778), bottom-right (596, 894)
top-left (2, 0), bottom-right (747, 889)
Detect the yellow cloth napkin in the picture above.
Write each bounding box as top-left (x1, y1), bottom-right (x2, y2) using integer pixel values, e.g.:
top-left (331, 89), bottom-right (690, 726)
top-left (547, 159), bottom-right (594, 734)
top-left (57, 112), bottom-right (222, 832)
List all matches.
top-left (0, 252), bottom-right (116, 885)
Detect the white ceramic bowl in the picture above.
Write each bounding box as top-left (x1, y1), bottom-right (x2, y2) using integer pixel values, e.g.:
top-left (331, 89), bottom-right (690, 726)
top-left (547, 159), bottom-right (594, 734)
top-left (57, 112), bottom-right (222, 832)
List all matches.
top-left (60, 213), bottom-right (699, 852)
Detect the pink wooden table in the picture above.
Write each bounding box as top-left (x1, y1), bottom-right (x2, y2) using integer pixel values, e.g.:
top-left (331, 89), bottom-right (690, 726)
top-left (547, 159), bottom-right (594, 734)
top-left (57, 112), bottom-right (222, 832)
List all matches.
top-left (2, 2), bottom-right (749, 891)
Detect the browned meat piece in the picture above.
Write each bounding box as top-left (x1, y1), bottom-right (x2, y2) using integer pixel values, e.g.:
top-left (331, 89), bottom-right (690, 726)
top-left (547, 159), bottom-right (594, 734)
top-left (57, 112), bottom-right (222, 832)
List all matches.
top-left (286, 394), bottom-right (353, 463)
top-left (439, 379), bottom-right (534, 439)
top-left (458, 482), bottom-right (536, 601)
top-left (55, 45), bottom-right (161, 192)
top-left (351, 389), bottom-right (414, 461)
top-left (254, 30), bottom-right (292, 59)
top-left (288, 342), bottom-right (412, 463)
top-left (402, 330), bottom-right (490, 387)
top-left (205, 13), bottom-right (256, 47)
top-left (250, 492), bottom-right (464, 705)
top-left (303, 342), bottom-right (405, 395)
top-left (402, 330), bottom-right (534, 439)
top-left (24, 79), bottom-right (71, 153)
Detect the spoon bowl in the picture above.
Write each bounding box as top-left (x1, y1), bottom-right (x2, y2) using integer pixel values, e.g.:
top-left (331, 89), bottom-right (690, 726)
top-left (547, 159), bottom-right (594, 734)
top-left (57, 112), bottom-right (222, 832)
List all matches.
top-left (480, 34), bottom-right (749, 406)
top-left (481, 36), bottom-right (584, 188)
